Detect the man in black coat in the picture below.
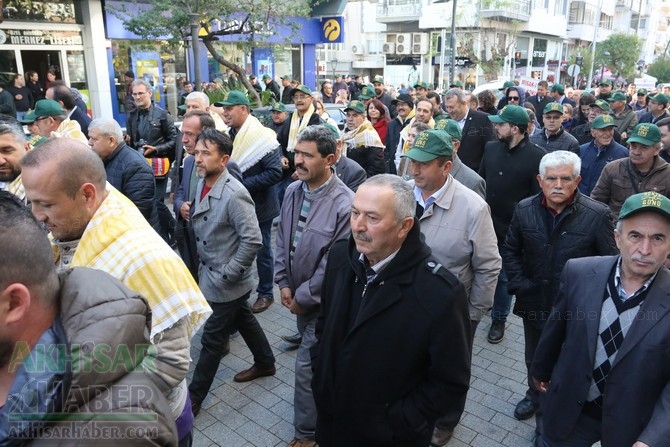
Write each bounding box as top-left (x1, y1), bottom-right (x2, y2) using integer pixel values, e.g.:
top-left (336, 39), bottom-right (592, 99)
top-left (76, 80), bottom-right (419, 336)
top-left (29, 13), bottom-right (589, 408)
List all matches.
top-left (502, 150), bottom-right (617, 441)
top-left (87, 117), bottom-right (158, 230)
top-left (479, 105), bottom-right (546, 344)
top-left (385, 93), bottom-right (414, 174)
top-left (312, 174), bottom-right (471, 447)
top-left (526, 81), bottom-right (552, 128)
top-left (262, 74), bottom-right (281, 101)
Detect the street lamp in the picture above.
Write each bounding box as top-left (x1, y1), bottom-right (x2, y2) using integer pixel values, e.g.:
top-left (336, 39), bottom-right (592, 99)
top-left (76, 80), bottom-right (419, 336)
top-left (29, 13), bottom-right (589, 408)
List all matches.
top-left (600, 51), bottom-right (610, 83)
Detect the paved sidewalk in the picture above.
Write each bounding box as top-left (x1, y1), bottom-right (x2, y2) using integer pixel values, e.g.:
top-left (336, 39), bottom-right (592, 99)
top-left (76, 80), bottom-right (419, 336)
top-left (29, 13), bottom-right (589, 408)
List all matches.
top-left (188, 294), bottom-right (538, 446)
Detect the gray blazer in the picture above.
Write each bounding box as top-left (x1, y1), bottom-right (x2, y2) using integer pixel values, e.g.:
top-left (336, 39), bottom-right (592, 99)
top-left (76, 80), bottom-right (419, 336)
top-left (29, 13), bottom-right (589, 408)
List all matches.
top-left (191, 168), bottom-right (262, 302)
top-left (452, 155), bottom-right (486, 199)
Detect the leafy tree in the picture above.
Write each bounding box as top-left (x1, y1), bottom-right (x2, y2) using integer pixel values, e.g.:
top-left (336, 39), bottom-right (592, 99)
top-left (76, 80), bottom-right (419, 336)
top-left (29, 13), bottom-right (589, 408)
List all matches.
top-left (108, 0), bottom-right (311, 106)
top-left (595, 33), bottom-right (642, 80)
top-left (647, 58), bottom-right (670, 84)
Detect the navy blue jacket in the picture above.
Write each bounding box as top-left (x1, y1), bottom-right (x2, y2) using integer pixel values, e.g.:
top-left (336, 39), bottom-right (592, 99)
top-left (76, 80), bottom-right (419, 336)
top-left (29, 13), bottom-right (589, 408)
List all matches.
top-left (578, 139), bottom-right (628, 196)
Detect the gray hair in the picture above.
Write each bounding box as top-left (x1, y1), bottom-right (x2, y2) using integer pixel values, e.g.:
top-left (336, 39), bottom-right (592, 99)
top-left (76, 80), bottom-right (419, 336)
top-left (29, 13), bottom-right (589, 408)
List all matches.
top-left (88, 118), bottom-right (123, 142)
top-left (186, 91), bottom-right (210, 107)
top-left (361, 174), bottom-right (415, 222)
top-left (132, 78), bottom-right (153, 93)
top-left (539, 150), bottom-right (581, 179)
top-left (443, 88), bottom-right (467, 102)
top-left (296, 125), bottom-right (337, 157)
top-left (0, 121), bottom-right (27, 146)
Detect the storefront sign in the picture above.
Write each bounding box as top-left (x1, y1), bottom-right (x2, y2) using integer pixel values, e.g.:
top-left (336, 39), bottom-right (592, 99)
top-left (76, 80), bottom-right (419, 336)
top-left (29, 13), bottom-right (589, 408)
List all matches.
top-left (0, 29), bottom-right (82, 45)
top-left (321, 17), bottom-right (343, 43)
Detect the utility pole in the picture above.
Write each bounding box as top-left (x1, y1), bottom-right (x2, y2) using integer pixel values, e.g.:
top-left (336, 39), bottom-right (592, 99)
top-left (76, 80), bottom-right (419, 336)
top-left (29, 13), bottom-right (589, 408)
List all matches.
top-left (189, 13), bottom-right (202, 90)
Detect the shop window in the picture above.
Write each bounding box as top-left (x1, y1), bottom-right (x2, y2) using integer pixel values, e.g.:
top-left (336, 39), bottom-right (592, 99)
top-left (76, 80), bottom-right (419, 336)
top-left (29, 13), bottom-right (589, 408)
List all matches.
top-left (3, 0), bottom-right (82, 24)
top-left (0, 51), bottom-right (18, 87)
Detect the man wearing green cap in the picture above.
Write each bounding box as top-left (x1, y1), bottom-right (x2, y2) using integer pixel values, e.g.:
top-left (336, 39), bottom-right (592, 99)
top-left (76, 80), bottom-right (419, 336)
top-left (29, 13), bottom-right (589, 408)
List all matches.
top-left (0, 120), bottom-right (28, 202)
top-left (630, 87), bottom-right (648, 112)
top-left (592, 123), bottom-right (670, 217)
top-left (403, 129), bottom-right (500, 446)
top-left (530, 102), bottom-right (580, 153)
top-left (27, 98), bottom-right (88, 145)
top-left (639, 93), bottom-right (670, 124)
top-left (267, 101), bottom-right (288, 133)
top-left (280, 75), bottom-right (293, 104)
top-left (657, 116), bottom-right (670, 163)
top-left (550, 83), bottom-right (576, 107)
top-left (262, 74), bottom-right (280, 101)
top-left (532, 191), bottom-right (670, 447)
top-left (372, 76), bottom-right (397, 119)
top-left (571, 99), bottom-right (624, 146)
top-left (340, 100), bottom-right (386, 177)
top-left (479, 105), bottom-right (546, 344)
top-left (597, 78), bottom-right (613, 101)
top-left (578, 114), bottom-right (628, 196)
top-left (608, 91), bottom-right (638, 138)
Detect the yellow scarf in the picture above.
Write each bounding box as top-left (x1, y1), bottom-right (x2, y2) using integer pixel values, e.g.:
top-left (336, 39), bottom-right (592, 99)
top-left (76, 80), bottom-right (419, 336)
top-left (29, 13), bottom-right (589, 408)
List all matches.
top-left (230, 114), bottom-right (280, 172)
top-left (340, 119), bottom-right (385, 157)
top-left (68, 186), bottom-right (211, 341)
top-left (287, 104), bottom-right (316, 153)
top-left (4, 175), bottom-right (25, 202)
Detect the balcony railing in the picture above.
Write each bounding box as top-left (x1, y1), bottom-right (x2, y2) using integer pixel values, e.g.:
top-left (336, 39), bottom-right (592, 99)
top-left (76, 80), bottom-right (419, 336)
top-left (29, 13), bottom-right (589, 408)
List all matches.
top-left (479, 0), bottom-right (531, 22)
top-left (376, 0), bottom-right (422, 22)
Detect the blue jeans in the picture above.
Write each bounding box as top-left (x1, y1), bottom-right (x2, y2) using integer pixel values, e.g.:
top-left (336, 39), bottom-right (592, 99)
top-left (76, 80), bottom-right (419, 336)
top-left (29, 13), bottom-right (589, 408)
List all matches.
top-left (491, 266), bottom-right (511, 322)
top-left (294, 312), bottom-right (318, 439)
top-left (256, 218), bottom-right (274, 298)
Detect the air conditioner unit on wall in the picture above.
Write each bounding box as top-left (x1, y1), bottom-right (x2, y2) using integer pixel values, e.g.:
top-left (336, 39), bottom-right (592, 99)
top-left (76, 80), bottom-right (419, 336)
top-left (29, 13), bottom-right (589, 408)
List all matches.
top-left (352, 45), bottom-right (365, 55)
top-left (396, 43), bottom-right (410, 54)
top-left (412, 33), bottom-right (429, 54)
top-left (383, 43), bottom-right (396, 54)
top-left (386, 33), bottom-right (397, 43)
top-left (396, 33), bottom-right (411, 45)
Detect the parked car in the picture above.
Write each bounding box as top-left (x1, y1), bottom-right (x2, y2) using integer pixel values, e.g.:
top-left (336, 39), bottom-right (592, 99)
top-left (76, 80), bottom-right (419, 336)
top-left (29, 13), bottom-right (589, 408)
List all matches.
top-left (252, 103), bottom-right (347, 130)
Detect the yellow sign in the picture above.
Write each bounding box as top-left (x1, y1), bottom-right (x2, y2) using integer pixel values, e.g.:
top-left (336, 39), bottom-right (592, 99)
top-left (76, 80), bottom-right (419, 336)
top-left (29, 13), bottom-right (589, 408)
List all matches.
top-left (323, 19), bottom-right (341, 42)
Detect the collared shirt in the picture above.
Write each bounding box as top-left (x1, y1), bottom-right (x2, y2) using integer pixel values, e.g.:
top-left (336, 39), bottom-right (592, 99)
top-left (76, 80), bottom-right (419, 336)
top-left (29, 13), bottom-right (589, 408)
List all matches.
top-left (457, 110), bottom-right (469, 129)
top-left (414, 176), bottom-right (450, 212)
top-left (359, 249), bottom-right (400, 284)
top-left (614, 257), bottom-right (657, 302)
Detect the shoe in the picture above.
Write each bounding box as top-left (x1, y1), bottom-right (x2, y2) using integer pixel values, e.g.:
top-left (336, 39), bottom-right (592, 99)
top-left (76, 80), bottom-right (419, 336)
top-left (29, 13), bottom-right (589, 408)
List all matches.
top-left (287, 438), bottom-right (317, 447)
top-left (251, 297), bottom-right (273, 313)
top-left (233, 364), bottom-right (276, 383)
top-left (487, 320), bottom-right (505, 344)
top-left (514, 397), bottom-right (539, 420)
top-left (280, 333), bottom-right (302, 345)
top-left (191, 400), bottom-right (201, 418)
top-left (430, 427), bottom-right (453, 446)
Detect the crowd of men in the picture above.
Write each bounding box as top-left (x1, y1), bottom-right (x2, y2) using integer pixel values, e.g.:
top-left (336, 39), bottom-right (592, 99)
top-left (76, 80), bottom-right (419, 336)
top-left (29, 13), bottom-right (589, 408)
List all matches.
top-left (2, 71), bottom-right (670, 447)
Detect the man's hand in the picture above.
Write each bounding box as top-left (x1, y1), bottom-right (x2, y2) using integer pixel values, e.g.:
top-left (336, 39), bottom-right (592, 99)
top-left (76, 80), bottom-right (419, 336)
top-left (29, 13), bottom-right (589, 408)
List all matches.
top-left (632, 442), bottom-right (649, 447)
top-left (288, 299), bottom-right (307, 315)
top-left (143, 145), bottom-right (157, 156)
top-left (280, 156), bottom-right (290, 170)
top-left (532, 377), bottom-right (550, 393)
top-left (124, 134), bottom-right (131, 143)
top-left (169, 192), bottom-right (175, 203)
top-left (291, 171), bottom-right (299, 180)
top-left (179, 201), bottom-right (191, 221)
top-left (280, 287), bottom-right (293, 309)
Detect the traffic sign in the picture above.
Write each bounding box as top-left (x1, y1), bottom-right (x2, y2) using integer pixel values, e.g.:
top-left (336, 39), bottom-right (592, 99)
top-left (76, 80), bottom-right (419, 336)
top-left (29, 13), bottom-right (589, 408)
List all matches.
top-left (567, 64), bottom-right (581, 78)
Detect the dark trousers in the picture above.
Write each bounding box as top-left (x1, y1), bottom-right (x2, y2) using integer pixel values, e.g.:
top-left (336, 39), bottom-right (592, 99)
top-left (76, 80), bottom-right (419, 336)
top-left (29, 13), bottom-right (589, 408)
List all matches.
top-left (155, 176), bottom-right (176, 243)
top-left (189, 292), bottom-right (275, 404)
top-left (523, 318), bottom-right (543, 435)
top-left (435, 319), bottom-right (479, 431)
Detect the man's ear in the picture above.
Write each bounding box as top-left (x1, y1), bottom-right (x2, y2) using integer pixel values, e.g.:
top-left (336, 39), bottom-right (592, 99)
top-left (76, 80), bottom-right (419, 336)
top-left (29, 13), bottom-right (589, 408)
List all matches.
top-left (0, 283), bottom-right (32, 325)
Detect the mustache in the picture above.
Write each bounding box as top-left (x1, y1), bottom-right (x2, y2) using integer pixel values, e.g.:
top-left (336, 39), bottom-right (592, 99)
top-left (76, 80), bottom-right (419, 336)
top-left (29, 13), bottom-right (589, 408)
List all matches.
top-left (353, 232), bottom-right (372, 242)
top-left (631, 255), bottom-right (654, 264)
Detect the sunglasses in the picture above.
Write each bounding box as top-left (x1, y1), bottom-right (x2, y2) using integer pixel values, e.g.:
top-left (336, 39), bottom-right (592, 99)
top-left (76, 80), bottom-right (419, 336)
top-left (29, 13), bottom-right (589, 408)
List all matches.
top-left (507, 96), bottom-right (520, 101)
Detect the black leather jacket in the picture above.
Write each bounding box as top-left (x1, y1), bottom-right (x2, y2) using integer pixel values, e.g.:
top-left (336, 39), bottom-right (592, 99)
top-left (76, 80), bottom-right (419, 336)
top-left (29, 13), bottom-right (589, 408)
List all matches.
top-left (125, 104), bottom-right (178, 162)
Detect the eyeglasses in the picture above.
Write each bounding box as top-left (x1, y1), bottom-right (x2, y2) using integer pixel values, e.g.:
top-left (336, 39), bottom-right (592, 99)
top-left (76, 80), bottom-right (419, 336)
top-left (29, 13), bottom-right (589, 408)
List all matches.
top-left (507, 96), bottom-right (520, 101)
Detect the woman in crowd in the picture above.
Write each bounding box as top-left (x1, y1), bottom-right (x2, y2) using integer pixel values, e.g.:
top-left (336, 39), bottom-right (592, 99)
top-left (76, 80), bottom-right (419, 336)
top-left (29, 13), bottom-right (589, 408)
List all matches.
top-left (366, 99), bottom-right (390, 145)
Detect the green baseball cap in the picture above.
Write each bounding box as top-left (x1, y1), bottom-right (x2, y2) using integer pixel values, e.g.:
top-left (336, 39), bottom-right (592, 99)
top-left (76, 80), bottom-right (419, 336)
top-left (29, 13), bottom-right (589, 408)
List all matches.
top-left (344, 100), bottom-right (366, 114)
top-left (23, 99), bottom-right (66, 122)
top-left (591, 114), bottom-right (617, 129)
top-left (637, 88), bottom-right (648, 95)
top-left (488, 105), bottom-right (530, 125)
top-left (214, 90), bottom-right (251, 107)
top-left (627, 123), bottom-right (661, 146)
top-left (373, 75), bottom-right (385, 85)
top-left (649, 93), bottom-right (669, 105)
top-left (262, 74), bottom-right (271, 80)
top-left (270, 102), bottom-right (286, 112)
top-left (449, 80), bottom-right (464, 88)
top-left (499, 80), bottom-right (515, 91)
top-left (434, 119), bottom-right (462, 141)
top-left (607, 91), bottom-right (627, 102)
top-left (359, 85), bottom-right (376, 100)
top-left (590, 99), bottom-right (612, 113)
top-left (403, 129), bottom-right (454, 162)
top-left (290, 85), bottom-right (312, 97)
top-left (551, 83), bottom-right (565, 95)
top-left (280, 75), bottom-right (291, 80)
top-left (414, 81), bottom-right (431, 90)
top-left (543, 102), bottom-right (564, 115)
top-left (600, 79), bottom-right (613, 87)
top-left (619, 191), bottom-right (670, 221)
top-left (323, 122), bottom-right (340, 139)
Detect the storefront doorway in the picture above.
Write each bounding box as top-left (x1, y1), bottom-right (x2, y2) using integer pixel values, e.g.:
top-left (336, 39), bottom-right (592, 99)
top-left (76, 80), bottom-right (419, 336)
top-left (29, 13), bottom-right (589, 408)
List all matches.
top-left (20, 50), bottom-right (62, 83)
